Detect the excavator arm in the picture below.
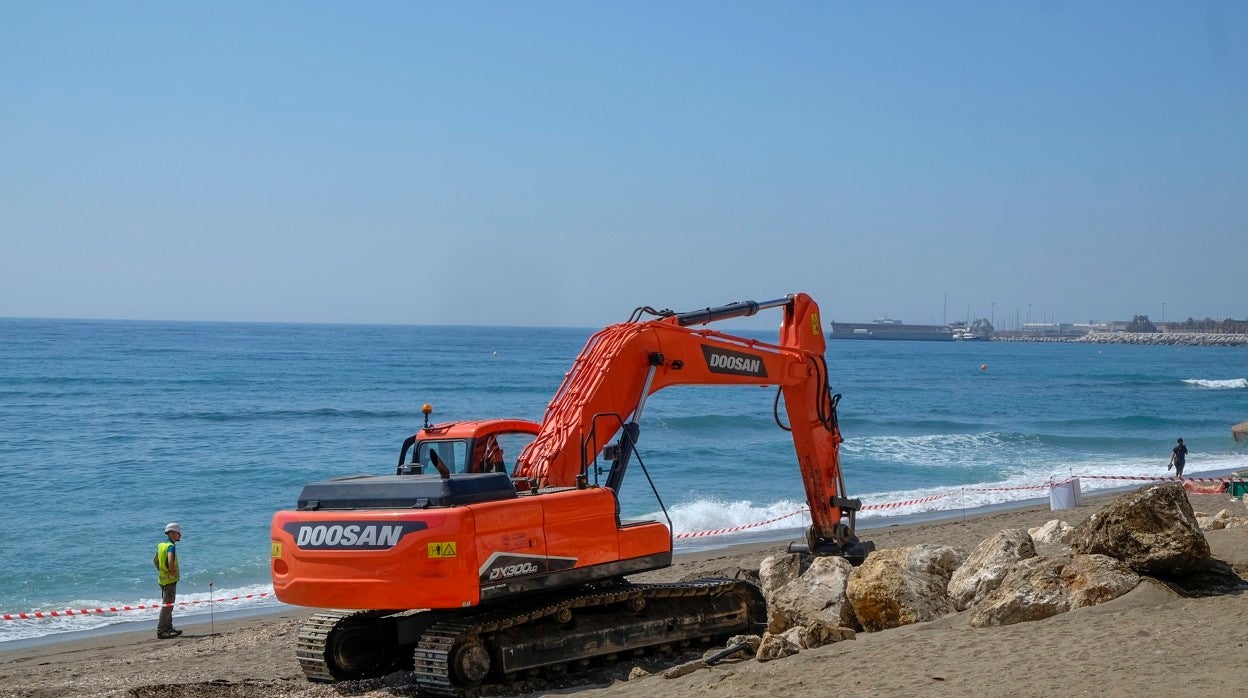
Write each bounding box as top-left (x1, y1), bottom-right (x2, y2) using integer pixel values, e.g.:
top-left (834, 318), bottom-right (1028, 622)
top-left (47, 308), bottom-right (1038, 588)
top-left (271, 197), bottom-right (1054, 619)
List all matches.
top-left (514, 293), bottom-right (866, 553)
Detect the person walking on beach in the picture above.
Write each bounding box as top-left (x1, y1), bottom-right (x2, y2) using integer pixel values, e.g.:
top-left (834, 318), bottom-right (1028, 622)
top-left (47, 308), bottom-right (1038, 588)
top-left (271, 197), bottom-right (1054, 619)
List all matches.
top-left (154, 522), bottom-right (183, 639)
top-left (1169, 438), bottom-right (1188, 479)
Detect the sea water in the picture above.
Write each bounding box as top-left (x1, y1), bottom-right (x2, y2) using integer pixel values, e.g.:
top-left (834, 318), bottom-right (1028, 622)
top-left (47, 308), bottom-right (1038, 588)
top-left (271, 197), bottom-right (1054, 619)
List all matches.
top-left (2, 318), bottom-right (1246, 643)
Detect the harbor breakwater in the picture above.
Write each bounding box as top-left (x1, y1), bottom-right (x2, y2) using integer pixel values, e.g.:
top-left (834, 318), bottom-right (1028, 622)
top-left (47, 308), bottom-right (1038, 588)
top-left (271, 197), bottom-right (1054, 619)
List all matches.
top-left (996, 332), bottom-right (1248, 347)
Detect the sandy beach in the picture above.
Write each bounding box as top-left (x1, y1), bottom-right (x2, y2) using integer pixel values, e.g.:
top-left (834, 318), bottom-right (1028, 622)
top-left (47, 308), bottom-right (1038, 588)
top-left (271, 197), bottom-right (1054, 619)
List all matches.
top-left (3, 490), bottom-right (1245, 698)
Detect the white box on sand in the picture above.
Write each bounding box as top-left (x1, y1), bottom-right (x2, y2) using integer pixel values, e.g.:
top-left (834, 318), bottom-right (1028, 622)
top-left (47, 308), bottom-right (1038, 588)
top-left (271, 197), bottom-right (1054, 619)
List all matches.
top-left (1050, 478), bottom-right (1082, 510)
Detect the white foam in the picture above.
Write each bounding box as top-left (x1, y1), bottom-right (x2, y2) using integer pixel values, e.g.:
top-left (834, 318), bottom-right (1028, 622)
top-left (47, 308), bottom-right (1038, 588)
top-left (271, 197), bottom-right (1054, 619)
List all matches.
top-left (1182, 378), bottom-right (1248, 389)
top-left (639, 498), bottom-right (811, 536)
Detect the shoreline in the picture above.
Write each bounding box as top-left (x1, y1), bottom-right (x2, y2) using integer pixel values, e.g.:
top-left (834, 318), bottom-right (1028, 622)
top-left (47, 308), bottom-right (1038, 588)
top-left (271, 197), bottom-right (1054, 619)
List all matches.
top-left (3, 469), bottom-right (1238, 653)
top-left (3, 484), bottom-right (1245, 697)
top-left (0, 495), bottom-right (1088, 653)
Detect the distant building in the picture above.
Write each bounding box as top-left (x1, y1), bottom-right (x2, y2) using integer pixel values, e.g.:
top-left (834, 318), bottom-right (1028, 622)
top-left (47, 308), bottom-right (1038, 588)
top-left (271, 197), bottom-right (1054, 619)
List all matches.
top-left (829, 321), bottom-right (954, 342)
top-left (1019, 322), bottom-right (1087, 337)
top-left (1020, 322), bottom-right (1060, 335)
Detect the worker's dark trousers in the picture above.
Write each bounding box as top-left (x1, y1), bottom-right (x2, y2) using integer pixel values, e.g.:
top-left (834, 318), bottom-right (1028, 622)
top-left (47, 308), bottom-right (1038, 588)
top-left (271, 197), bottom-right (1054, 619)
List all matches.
top-left (157, 582), bottom-right (177, 632)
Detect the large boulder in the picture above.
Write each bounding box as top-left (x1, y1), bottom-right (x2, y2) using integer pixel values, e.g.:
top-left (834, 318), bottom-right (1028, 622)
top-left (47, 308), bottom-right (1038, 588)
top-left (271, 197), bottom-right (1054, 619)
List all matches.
top-left (762, 554), bottom-right (858, 632)
top-left (1028, 519), bottom-right (1075, 544)
top-left (947, 528), bottom-right (1037, 610)
top-left (1069, 483), bottom-right (1209, 575)
top-left (845, 544), bottom-right (963, 631)
top-left (969, 554), bottom-right (1139, 627)
top-left (758, 553), bottom-right (805, 599)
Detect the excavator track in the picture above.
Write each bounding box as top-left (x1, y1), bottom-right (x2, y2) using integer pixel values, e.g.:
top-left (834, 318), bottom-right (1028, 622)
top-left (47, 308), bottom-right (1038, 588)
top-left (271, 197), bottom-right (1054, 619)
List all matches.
top-left (296, 609), bottom-right (404, 682)
top-left (412, 579), bottom-right (764, 696)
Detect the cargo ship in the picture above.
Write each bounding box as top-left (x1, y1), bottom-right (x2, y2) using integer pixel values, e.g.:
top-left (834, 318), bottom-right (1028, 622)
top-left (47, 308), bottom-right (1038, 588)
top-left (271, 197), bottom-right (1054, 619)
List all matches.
top-left (828, 318), bottom-right (954, 342)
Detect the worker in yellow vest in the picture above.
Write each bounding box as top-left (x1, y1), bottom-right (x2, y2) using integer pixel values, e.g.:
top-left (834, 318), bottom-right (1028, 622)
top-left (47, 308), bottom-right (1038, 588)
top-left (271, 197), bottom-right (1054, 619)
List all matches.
top-left (154, 522), bottom-right (183, 639)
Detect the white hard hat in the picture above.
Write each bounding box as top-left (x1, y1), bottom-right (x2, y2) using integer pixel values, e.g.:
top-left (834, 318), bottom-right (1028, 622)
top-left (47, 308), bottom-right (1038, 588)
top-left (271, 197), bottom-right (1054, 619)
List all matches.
top-left (165, 522), bottom-right (182, 534)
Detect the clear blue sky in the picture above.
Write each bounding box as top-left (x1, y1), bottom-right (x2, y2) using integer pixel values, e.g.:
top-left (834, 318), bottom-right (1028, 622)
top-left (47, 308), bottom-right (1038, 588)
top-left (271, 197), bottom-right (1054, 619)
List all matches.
top-left (3, 2), bottom-right (1245, 328)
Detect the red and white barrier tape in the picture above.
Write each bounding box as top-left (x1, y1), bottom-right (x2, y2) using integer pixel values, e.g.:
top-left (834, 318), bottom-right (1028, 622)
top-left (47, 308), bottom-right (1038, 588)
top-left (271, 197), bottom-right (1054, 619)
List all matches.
top-left (860, 493), bottom-right (948, 510)
top-left (2, 592), bottom-right (273, 621)
top-left (673, 509), bottom-right (806, 539)
top-left (962, 481), bottom-right (1067, 492)
top-left (1076, 475), bottom-right (1246, 484)
top-left (964, 475), bottom-right (1245, 491)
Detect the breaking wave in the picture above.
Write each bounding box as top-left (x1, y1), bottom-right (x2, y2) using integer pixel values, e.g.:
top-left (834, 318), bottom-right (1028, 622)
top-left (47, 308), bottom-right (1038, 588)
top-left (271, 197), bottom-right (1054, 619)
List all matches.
top-left (1182, 378), bottom-right (1248, 389)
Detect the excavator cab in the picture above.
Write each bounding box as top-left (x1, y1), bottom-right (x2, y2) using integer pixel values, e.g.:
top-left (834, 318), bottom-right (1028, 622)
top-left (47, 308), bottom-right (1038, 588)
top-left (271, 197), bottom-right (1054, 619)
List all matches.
top-left (396, 414), bottom-right (541, 477)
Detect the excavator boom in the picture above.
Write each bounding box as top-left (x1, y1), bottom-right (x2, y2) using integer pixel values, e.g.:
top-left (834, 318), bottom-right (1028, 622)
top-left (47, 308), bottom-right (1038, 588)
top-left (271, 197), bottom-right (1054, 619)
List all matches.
top-left (514, 292), bottom-right (859, 547)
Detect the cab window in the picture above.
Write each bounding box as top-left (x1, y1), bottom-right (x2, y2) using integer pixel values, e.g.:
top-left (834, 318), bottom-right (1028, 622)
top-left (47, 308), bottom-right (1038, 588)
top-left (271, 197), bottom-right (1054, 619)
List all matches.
top-left (415, 440), bottom-right (468, 474)
top-left (494, 432), bottom-right (538, 471)
top-left (472, 431), bottom-right (539, 474)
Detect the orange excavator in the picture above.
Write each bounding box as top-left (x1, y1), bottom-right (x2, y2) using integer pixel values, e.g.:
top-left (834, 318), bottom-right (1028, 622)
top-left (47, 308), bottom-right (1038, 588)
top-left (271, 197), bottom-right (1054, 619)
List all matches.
top-left (270, 293), bottom-right (873, 694)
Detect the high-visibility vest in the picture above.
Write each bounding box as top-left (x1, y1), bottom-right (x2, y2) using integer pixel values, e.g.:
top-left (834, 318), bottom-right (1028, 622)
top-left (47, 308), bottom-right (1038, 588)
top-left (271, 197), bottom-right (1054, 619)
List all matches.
top-left (156, 541), bottom-right (179, 585)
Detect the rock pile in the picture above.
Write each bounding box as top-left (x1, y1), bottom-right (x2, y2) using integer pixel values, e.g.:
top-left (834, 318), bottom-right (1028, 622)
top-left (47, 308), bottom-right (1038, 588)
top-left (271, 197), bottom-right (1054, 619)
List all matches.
top-left (1195, 508), bottom-right (1248, 531)
top-left (728, 482), bottom-right (1247, 666)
